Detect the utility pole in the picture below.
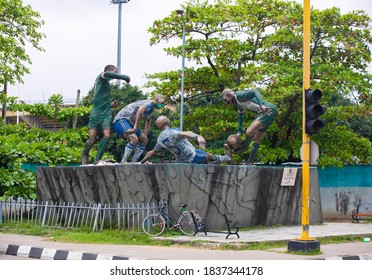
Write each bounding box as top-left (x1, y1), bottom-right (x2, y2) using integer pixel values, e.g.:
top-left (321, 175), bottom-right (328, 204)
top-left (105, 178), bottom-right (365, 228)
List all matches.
top-left (176, 9), bottom-right (186, 131)
top-left (111, 0), bottom-right (131, 84)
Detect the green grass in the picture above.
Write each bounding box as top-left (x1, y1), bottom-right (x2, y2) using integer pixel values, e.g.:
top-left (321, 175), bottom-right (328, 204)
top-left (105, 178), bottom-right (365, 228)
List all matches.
top-left (0, 223), bottom-right (173, 246)
top-left (0, 222), bottom-right (52, 236)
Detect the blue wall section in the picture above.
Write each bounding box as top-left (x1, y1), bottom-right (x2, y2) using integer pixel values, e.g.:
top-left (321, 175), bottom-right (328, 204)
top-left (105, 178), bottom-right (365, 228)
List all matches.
top-left (318, 166), bottom-right (372, 188)
top-left (22, 163), bottom-right (79, 173)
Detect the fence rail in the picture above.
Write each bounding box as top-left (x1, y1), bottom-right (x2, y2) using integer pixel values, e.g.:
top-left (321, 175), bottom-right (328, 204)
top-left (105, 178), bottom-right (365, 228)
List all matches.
top-left (0, 199), bottom-right (161, 232)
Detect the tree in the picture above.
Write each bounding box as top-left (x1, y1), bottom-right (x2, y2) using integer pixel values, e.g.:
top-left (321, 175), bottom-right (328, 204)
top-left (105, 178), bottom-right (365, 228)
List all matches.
top-left (144, 0), bottom-right (372, 166)
top-left (0, 0), bottom-right (45, 86)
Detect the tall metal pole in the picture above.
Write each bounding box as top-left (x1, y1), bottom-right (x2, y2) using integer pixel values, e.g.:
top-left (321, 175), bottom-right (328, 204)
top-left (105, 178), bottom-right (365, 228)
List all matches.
top-left (117, 2), bottom-right (122, 80)
top-left (111, 1), bottom-right (131, 84)
top-left (288, 0), bottom-right (319, 252)
top-left (180, 20), bottom-right (186, 131)
top-left (301, 0), bottom-right (312, 241)
top-left (177, 10), bottom-right (186, 131)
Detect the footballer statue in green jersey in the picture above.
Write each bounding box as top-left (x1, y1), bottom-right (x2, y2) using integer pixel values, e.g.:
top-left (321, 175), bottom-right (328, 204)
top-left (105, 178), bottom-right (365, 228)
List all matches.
top-left (81, 65), bottom-right (130, 165)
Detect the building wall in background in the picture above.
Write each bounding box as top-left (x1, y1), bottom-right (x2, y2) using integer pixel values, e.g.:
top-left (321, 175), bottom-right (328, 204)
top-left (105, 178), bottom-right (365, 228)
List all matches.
top-left (318, 166), bottom-right (372, 221)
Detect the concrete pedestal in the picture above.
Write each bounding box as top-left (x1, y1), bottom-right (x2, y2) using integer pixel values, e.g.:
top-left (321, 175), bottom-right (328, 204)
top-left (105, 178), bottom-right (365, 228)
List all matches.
top-left (36, 164), bottom-right (322, 230)
top-left (288, 239), bottom-right (321, 252)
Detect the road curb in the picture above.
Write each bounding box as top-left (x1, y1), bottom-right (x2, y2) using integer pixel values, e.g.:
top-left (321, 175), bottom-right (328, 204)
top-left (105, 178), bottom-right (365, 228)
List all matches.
top-left (2, 241), bottom-right (372, 260)
top-left (321, 254), bottom-right (372, 260)
top-left (0, 243), bottom-right (139, 260)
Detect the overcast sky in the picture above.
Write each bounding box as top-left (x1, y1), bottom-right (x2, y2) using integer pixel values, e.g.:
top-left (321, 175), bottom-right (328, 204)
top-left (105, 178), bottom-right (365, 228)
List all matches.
top-left (8, 0), bottom-right (372, 103)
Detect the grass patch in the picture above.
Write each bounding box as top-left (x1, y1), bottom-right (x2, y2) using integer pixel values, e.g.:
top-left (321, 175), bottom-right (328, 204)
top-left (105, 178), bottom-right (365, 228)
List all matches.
top-left (317, 235), bottom-right (368, 244)
top-left (50, 229), bottom-right (174, 246)
top-left (0, 222), bottom-right (173, 246)
top-left (218, 241), bottom-right (288, 251)
top-left (0, 222), bottom-right (53, 236)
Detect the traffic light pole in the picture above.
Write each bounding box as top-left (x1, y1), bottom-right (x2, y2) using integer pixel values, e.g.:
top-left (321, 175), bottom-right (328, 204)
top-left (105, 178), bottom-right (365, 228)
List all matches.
top-left (301, 0), bottom-right (312, 241)
top-left (287, 0), bottom-right (320, 252)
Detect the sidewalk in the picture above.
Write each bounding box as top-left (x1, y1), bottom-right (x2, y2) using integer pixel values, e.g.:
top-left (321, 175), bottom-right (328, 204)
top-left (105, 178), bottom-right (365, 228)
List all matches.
top-left (1, 222), bottom-right (372, 260)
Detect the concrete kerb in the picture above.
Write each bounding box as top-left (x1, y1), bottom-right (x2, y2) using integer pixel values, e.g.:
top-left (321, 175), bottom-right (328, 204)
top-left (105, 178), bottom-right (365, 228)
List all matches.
top-left (0, 242), bottom-right (135, 260)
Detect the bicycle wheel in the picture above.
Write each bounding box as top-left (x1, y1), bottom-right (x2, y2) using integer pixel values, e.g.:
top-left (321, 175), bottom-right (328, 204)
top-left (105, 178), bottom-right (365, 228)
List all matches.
top-left (142, 214), bottom-right (166, 236)
top-left (177, 211), bottom-right (202, 235)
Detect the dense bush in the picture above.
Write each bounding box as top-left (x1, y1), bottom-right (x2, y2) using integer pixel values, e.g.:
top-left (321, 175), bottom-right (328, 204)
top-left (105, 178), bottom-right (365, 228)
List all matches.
top-left (0, 122), bottom-right (87, 199)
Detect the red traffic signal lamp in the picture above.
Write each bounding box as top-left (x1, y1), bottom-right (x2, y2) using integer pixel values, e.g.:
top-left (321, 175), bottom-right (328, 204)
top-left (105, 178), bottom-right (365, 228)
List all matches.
top-left (305, 89), bottom-right (326, 135)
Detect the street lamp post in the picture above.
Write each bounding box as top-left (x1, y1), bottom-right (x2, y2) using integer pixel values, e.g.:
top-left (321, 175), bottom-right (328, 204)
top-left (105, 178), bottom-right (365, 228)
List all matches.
top-left (111, 0), bottom-right (131, 84)
top-left (176, 9), bottom-right (186, 131)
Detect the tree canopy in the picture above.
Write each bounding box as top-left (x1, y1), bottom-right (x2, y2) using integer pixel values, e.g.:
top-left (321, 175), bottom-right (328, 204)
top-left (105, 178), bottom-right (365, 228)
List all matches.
top-left (147, 0), bottom-right (371, 100)
top-left (1, 0), bottom-right (371, 169)
top-left (144, 0), bottom-right (372, 166)
top-left (0, 0), bottom-right (45, 86)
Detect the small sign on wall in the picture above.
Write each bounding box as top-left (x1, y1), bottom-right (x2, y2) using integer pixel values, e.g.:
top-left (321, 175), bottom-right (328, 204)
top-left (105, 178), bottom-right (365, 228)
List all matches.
top-left (281, 168), bottom-right (298, 187)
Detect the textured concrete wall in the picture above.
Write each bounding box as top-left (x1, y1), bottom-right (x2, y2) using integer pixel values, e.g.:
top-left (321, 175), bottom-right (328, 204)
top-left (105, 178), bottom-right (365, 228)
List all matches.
top-left (320, 187), bottom-right (372, 220)
top-left (36, 164), bottom-right (322, 230)
top-left (318, 166), bottom-right (372, 221)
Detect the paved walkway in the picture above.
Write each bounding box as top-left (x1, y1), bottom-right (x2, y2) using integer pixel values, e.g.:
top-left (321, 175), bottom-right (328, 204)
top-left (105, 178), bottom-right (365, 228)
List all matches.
top-left (1, 222), bottom-right (372, 260)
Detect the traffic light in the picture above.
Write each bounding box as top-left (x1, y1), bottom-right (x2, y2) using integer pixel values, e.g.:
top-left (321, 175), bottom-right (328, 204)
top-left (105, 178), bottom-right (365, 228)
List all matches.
top-left (305, 89), bottom-right (326, 135)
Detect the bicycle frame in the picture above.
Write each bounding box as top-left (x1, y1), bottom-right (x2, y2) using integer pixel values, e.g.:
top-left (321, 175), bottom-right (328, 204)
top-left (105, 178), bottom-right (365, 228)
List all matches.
top-left (142, 199), bottom-right (204, 236)
top-left (157, 200), bottom-right (187, 229)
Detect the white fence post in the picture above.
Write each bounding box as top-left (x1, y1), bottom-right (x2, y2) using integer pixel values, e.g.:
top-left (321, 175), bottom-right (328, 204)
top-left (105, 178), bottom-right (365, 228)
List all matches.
top-left (93, 203), bottom-right (101, 231)
top-left (41, 201), bottom-right (48, 227)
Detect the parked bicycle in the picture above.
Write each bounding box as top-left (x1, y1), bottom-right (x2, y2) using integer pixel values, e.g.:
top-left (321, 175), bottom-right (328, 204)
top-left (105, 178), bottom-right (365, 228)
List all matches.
top-left (142, 199), bottom-right (206, 236)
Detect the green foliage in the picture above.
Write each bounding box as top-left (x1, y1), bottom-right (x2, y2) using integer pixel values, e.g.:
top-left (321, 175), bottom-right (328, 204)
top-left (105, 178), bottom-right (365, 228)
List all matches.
top-left (0, 0), bottom-right (45, 85)
top-left (0, 122), bottom-right (88, 199)
top-left (316, 126), bottom-right (372, 168)
top-left (144, 0), bottom-right (372, 166)
top-left (6, 95), bottom-right (92, 125)
top-left (0, 0), bottom-right (371, 200)
top-left (0, 164), bottom-right (36, 199)
top-left (48, 93), bottom-right (64, 108)
top-left (348, 115), bottom-right (372, 141)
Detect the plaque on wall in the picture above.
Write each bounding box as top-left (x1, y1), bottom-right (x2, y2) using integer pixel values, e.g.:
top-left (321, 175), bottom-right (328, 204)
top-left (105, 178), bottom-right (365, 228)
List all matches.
top-left (281, 168), bottom-right (298, 187)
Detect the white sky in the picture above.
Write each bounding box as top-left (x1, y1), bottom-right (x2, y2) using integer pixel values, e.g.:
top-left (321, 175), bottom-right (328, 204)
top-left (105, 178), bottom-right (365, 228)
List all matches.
top-left (7, 0), bottom-right (372, 103)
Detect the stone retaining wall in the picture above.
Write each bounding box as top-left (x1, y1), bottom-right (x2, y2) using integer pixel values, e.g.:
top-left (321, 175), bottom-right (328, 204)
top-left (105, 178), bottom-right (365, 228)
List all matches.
top-left (36, 164), bottom-right (322, 230)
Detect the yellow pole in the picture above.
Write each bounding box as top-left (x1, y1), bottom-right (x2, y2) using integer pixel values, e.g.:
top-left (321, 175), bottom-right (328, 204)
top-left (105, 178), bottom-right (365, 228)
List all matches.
top-left (300, 0), bottom-right (313, 240)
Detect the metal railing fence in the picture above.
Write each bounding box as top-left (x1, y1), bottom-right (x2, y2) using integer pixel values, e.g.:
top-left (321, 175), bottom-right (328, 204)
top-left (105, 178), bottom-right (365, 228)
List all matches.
top-left (0, 198), bottom-right (161, 232)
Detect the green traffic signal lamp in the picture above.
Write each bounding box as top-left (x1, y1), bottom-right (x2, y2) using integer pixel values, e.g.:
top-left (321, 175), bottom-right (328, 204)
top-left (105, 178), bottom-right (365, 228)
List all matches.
top-left (305, 89), bottom-right (326, 135)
